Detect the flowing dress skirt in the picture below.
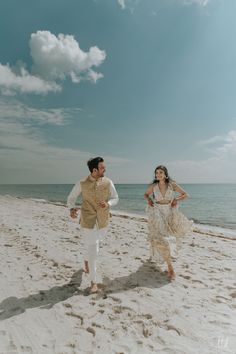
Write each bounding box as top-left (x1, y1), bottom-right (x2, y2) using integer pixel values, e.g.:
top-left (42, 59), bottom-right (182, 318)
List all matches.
top-left (146, 203), bottom-right (193, 263)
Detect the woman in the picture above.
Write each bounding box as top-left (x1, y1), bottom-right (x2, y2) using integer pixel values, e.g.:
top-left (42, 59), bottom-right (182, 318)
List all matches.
top-left (144, 165), bottom-right (192, 280)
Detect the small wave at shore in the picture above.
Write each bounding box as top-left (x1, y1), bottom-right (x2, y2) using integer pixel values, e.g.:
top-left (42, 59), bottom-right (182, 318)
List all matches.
top-left (111, 210), bottom-right (236, 240)
top-left (1, 194), bottom-right (236, 239)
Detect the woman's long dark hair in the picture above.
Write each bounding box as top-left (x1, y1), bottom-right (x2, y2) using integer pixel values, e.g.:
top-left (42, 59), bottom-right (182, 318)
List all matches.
top-left (152, 165), bottom-right (172, 184)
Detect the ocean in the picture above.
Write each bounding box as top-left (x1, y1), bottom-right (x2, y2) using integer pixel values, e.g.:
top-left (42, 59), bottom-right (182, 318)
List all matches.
top-left (0, 184), bottom-right (236, 230)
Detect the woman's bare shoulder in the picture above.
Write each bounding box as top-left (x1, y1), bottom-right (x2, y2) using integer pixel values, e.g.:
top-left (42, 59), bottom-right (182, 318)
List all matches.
top-left (170, 180), bottom-right (178, 190)
top-left (145, 183), bottom-right (155, 192)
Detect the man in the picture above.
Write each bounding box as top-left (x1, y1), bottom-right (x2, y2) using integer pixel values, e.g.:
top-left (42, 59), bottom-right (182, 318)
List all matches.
top-left (67, 157), bottom-right (119, 293)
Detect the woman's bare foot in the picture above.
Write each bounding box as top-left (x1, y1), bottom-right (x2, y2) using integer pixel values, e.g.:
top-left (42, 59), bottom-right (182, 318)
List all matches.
top-left (90, 282), bottom-right (98, 293)
top-left (167, 264), bottom-right (176, 280)
top-left (83, 260), bottom-right (89, 274)
top-left (97, 283), bottom-right (106, 290)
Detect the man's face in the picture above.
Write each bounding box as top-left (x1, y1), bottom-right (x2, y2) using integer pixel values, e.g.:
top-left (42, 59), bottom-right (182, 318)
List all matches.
top-left (96, 162), bottom-right (106, 177)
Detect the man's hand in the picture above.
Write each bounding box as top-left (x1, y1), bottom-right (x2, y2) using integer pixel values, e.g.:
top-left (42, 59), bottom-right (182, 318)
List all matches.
top-left (98, 201), bottom-right (109, 208)
top-left (70, 208), bottom-right (79, 218)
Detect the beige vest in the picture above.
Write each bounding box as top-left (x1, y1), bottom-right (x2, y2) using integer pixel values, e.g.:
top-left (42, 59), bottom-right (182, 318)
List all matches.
top-left (80, 175), bottom-right (111, 229)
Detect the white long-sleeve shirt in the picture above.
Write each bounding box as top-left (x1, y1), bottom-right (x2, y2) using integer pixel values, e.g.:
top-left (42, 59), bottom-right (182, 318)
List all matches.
top-left (67, 177), bottom-right (119, 209)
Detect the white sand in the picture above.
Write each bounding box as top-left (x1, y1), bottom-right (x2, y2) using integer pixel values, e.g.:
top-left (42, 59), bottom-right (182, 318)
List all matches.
top-left (0, 195), bottom-right (235, 354)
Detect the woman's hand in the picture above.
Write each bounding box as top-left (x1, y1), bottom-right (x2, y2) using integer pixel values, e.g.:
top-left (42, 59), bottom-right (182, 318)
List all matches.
top-left (147, 198), bottom-right (154, 207)
top-left (144, 187), bottom-right (154, 207)
top-left (171, 198), bottom-right (178, 208)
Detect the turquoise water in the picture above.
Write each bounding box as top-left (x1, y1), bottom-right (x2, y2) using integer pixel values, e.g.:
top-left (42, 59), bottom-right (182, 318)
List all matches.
top-left (0, 184), bottom-right (236, 230)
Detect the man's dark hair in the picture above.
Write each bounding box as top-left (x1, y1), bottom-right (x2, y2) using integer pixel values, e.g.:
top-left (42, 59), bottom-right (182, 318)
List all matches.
top-left (87, 157), bottom-right (104, 173)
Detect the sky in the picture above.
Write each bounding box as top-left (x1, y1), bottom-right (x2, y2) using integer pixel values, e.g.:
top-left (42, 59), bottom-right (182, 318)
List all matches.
top-left (1, 0), bottom-right (236, 184)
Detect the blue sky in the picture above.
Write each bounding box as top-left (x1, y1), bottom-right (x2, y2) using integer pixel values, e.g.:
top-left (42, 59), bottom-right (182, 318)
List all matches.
top-left (0, 0), bottom-right (236, 183)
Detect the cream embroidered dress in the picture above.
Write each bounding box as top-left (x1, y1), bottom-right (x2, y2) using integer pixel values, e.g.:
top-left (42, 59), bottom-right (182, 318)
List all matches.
top-left (146, 182), bottom-right (192, 262)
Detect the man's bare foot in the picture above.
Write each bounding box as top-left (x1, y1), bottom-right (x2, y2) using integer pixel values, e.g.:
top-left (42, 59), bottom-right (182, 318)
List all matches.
top-left (90, 282), bottom-right (98, 293)
top-left (167, 264), bottom-right (176, 280)
top-left (83, 260), bottom-right (89, 274)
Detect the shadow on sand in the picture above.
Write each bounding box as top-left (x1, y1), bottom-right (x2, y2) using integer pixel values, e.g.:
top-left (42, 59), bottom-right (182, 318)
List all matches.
top-left (0, 261), bottom-right (169, 320)
top-left (102, 261), bottom-right (170, 295)
top-left (0, 269), bottom-right (84, 320)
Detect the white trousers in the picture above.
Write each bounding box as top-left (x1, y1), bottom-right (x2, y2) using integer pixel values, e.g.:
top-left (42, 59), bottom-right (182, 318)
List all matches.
top-left (81, 226), bottom-right (107, 282)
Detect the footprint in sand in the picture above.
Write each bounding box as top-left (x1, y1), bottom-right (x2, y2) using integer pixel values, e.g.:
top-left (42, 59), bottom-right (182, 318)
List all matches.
top-left (63, 302), bottom-right (72, 308)
top-left (216, 295), bottom-right (230, 301)
top-left (108, 296), bottom-right (122, 304)
top-left (113, 305), bottom-right (133, 315)
top-left (183, 305), bottom-right (191, 309)
top-left (166, 324), bottom-right (182, 336)
top-left (229, 291), bottom-right (236, 298)
top-left (192, 279), bottom-right (204, 284)
top-left (143, 313), bottom-right (152, 319)
top-left (65, 311), bottom-right (83, 325)
top-left (86, 327), bottom-right (96, 336)
top-left (226, 286), bottom-right (235, 290)
top-left (20, 346), bottom-right (33, 353)
top-left (212, 298), bottom-right (224, 304)
top-left (179, 274), bottom-right (191, 280)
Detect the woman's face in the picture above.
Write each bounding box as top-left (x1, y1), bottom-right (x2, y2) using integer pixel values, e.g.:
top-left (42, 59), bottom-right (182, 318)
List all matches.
top-left (155, 168), bottom-right (166, 181)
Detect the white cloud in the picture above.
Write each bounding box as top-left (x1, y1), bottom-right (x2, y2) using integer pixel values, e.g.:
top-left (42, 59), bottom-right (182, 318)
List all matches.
top-left (0, 31), bottom-right (106, 96)
top-left (182, 0), bottom-right (210, 6)
top-left (198, 130), bottom-right (236, 156)
top-left (167, 130), bottom-right (236, 183)
top-left (118, 0), bottom-right (126, 9)
top-left (0, 63), bottom-right (60, 95)
top-left (0, 125), bottom-right (130, 183)
top-left (116, 0), bottom-right (210, 11)
top-left (0, 120), bottom-right (89, 183)
top-left (30, 31), bottom-right (106, 84)
top-left (0, 99), bottom-right (81, 126)
top-left (198, 135), bottom-right (225, 146)
top-left (0, 104), bottom-right (128, 183)
top-left (87, 69), bottom-right (104, 83)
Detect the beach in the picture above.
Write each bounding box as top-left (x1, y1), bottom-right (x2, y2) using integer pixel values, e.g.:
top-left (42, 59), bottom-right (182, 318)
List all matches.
top-left (0, 195), bottom-right (235, 354)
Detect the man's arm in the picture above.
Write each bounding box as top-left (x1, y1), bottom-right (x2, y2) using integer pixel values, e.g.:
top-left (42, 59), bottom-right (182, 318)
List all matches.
top-left (67, 181), bottom-right (81, 217)
top-left (98, 180), bottom-right (119, 208)
top-left (108, 180), bottom-right (119, 207)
